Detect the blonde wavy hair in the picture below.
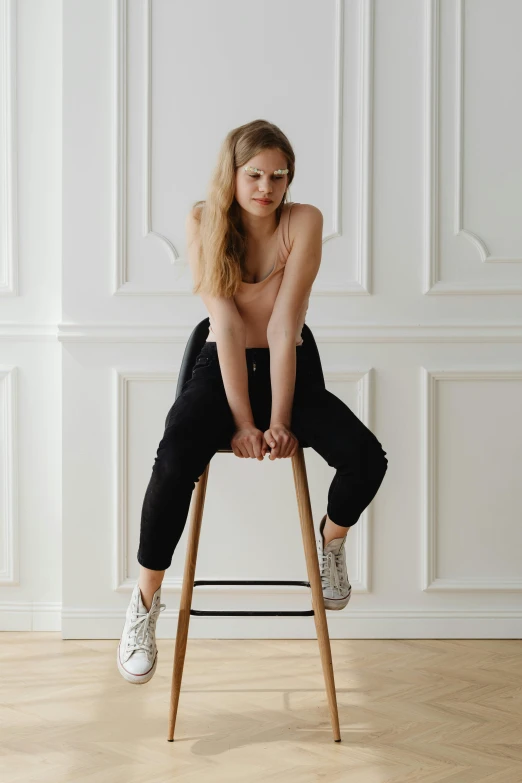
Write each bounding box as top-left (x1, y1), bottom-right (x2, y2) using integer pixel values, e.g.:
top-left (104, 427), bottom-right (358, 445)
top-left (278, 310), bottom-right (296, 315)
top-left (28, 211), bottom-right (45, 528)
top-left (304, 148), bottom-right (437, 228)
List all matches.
top-left (191, 119), bottom-right (295, 298)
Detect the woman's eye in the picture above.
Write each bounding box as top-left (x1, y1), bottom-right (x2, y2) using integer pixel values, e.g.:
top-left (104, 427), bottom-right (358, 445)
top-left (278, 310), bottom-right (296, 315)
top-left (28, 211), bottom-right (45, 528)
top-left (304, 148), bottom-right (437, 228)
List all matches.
top-left (248, 174), bottom-right (284, 180)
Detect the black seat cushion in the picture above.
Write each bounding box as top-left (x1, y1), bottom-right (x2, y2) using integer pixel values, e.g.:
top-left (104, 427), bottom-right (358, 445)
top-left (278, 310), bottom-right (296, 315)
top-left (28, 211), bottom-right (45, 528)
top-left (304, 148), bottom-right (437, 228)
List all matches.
top-left (175, 319), bottom-right (323, 451)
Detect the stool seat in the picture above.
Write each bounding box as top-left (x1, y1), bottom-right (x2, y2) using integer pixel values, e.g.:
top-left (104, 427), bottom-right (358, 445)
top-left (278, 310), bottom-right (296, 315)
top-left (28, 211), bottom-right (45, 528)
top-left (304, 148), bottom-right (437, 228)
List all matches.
top-left (167, 319), bottom-right (341, 744)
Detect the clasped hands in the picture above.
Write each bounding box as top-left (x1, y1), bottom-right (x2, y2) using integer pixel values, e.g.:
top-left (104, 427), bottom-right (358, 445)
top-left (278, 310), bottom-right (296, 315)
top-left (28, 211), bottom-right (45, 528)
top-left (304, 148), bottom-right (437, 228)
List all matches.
top-left (231, 423), bottom-right (299, 460)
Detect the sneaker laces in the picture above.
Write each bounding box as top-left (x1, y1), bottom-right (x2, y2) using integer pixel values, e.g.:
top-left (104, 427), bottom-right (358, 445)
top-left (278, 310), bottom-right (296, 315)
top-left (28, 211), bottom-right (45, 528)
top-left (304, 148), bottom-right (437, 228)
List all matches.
top-left (317, 540), bottom-right (347, 593)
top-left (127, 601), bottom-right (166, 656)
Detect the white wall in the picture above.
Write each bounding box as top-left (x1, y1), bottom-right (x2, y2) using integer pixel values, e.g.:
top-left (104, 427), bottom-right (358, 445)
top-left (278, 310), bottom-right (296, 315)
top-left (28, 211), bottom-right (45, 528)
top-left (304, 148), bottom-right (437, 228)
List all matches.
top-left (0, 0), bottom-right (62, 629)
top-left (1, 0), bottom-right (521, 638)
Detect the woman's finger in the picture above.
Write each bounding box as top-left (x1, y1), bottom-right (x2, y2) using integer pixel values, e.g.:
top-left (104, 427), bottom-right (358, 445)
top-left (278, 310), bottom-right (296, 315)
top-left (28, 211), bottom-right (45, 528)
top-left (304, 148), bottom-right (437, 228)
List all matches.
top-left (264, 429), bottom-right (276, 459)
top-left (269, 434), bottom-right (280, 460)
top-left (253, 437), bottom-right (263, 459)
top-left (260, 436), bottom-right (268, 459)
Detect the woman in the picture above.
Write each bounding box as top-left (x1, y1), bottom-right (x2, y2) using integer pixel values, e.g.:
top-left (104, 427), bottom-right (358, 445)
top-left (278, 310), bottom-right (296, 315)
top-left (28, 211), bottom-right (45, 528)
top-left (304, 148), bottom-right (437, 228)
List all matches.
top-left (117, 119), bottom-right (388, 684)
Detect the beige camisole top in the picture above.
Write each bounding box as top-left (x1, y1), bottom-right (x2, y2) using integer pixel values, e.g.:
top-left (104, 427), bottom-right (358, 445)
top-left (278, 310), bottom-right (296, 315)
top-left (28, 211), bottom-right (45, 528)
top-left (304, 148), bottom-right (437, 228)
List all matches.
top-left (206, 202), bottom-right (310, 348)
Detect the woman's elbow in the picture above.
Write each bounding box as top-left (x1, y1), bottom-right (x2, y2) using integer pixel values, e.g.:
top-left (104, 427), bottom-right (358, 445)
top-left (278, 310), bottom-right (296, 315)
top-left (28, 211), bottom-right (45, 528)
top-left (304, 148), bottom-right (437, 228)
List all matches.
top-left (266, 323), bottom-right (296, 343)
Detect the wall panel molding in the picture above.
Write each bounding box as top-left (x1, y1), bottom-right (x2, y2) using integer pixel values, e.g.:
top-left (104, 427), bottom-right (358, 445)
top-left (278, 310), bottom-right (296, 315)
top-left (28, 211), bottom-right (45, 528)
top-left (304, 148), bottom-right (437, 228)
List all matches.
top-left (0, 0), bottom-right (18, 296)
top-left (422, 366), bottom-right (522, 592)
top-left (454, 0), bottom-right (521, 266)
top-left (111, 0), bottom-right (374, 297)
top-left (59, 604), bottom-right (522, 640)
top-left (0, 367), bottom-right (19, 586)
top-left (4, 322), bottom-right (522, 342)
top-left (57, 322), bottom-right (522, 343)
top-left (424, 0), bottom-right (522, 295)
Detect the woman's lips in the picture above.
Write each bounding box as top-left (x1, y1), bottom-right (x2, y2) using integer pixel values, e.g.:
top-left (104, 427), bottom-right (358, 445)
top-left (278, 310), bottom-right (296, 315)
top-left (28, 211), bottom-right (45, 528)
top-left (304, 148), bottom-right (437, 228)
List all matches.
top-left (254, 199), bottom-right (272, 205)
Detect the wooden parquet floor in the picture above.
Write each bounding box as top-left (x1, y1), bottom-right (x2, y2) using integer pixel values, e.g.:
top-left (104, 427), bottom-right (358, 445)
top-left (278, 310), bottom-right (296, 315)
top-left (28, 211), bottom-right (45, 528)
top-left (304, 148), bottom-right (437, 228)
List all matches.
top-left (0, 634), bottom-right (521, 782)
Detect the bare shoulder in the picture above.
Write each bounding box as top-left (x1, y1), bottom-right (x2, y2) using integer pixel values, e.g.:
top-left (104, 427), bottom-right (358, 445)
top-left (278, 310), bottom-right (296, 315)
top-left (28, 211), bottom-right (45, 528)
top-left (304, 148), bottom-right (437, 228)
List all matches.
top-left (287, 203), bottom-right (323, 250)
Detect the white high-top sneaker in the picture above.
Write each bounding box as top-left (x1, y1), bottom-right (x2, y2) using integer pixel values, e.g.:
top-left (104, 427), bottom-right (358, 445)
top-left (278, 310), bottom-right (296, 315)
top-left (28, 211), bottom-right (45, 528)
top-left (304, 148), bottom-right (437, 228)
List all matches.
top-left (117, 582), bottom-right (166, 684)
top-left (316, 514), bottom-right (352, 610)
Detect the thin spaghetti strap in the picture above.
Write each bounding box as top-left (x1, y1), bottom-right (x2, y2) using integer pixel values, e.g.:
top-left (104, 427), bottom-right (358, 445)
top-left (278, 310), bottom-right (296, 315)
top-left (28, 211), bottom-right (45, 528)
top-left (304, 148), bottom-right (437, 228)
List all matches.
top-left (280, 201), bottom-right (296, 259)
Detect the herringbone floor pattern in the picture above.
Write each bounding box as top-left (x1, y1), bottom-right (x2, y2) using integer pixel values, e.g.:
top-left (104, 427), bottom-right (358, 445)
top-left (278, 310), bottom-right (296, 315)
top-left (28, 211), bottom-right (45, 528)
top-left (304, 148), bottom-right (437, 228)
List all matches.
top-left (1, 634), bottom-right (521, 782)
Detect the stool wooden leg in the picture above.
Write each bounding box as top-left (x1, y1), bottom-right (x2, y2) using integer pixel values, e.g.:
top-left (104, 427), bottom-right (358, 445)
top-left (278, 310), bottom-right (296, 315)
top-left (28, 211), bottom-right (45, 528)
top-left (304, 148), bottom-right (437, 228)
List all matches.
top-left (167, 461), bottom-right (210, 742)
top-left (291, 446), bottom-right (342, 742)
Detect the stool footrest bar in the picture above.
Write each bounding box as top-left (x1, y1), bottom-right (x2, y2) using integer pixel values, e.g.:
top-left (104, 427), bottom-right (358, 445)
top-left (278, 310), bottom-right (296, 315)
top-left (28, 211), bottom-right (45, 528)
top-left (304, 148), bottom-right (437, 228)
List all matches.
top-left (193, 580), bottom-right (311, 587)
top-left (190, 580), bottom-right (315, 616)
top-left (190, 609), bottom-right (315, 616)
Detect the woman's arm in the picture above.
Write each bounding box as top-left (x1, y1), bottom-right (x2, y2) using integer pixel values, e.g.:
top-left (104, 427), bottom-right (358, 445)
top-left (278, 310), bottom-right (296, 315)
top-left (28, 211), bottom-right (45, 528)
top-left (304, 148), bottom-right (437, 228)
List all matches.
top-left (266, 334), bottom-right (297, 427)
top-left (267, 205), bottom-right (323, 429)
top-left (185, 209), bottom-right (254, 430)
top-left (212, 323), bottom-right (254, 430)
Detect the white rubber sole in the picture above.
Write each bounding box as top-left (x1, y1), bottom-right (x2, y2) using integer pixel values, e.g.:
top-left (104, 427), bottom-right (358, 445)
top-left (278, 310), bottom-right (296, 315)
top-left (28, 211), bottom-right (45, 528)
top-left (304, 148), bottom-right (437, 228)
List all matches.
top-left (116, 642), bottom-right (158, 685)
top-left (320, 583), bottom-right (352, 611)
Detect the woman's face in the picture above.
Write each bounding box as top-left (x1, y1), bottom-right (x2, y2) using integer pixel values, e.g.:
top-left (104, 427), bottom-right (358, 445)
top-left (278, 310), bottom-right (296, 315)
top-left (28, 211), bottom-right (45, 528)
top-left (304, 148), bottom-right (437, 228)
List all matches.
top-left (234, 149), bottom-right (289, 218)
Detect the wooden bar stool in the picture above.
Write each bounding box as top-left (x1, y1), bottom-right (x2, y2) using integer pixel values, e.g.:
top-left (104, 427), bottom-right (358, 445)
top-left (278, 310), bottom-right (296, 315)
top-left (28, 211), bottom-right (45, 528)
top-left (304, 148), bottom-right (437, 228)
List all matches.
top-left (167, 319), bottom-right (341, 743)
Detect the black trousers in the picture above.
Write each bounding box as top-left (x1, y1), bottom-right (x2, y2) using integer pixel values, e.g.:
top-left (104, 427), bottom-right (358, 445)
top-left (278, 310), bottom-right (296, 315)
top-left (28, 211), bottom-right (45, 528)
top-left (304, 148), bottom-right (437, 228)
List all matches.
top-left (137, 340), bottom-right (389, 571)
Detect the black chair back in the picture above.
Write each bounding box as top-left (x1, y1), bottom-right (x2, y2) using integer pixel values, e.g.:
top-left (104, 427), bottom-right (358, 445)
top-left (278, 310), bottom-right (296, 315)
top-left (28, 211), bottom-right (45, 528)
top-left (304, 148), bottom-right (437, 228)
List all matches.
top-left (175, 319), bottom-right (323, 401)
